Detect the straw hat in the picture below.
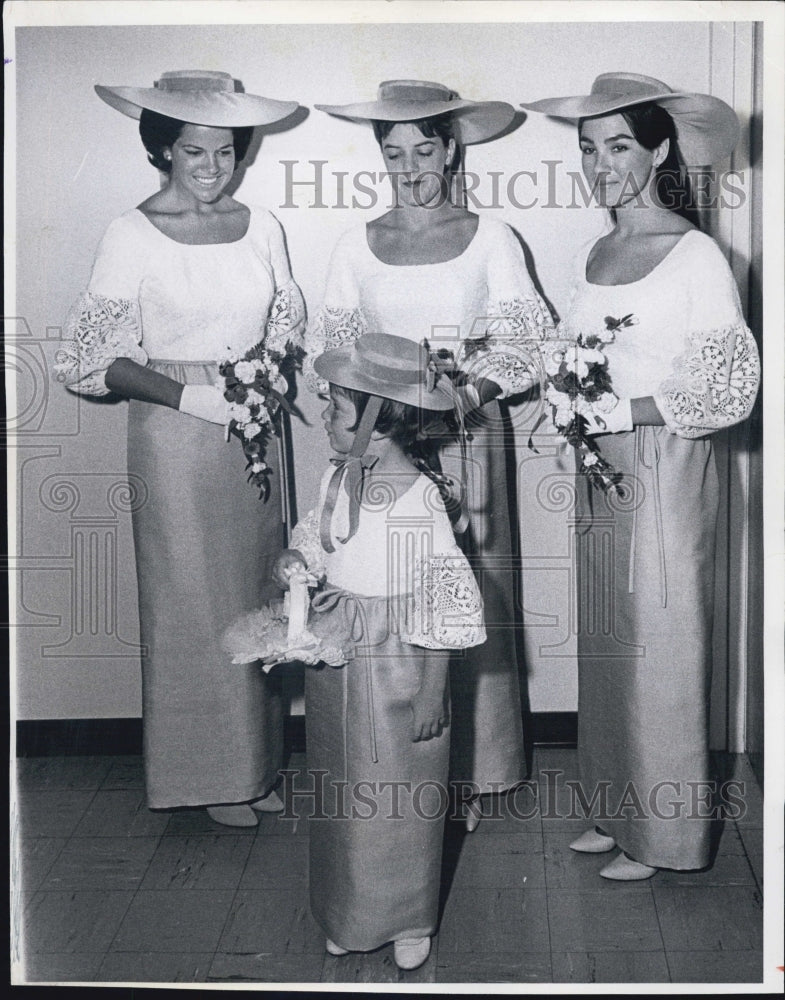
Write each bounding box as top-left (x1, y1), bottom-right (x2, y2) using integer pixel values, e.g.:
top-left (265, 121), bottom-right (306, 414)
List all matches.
top-left (521, 72), bottom-right (740, 165)
top-left (315, 79), bottom-right (515, 145)
top-left (314, 334), bottom-right (458, 411)
top-left (95, 70), bottom-right (299, 128)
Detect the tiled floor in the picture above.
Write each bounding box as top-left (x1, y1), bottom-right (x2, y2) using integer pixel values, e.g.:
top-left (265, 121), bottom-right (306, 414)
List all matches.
top-left (12, 748), bottom-right (764, 985)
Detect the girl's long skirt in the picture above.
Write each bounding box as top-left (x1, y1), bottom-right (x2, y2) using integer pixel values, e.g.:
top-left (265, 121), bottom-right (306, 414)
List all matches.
top-left (440, 400), bottom-right (526, 793)
top-left (575, 425), bottom-right (718, 869)
top-left (127, 360), bottom-right (284, 809)
top-left (305, 590), bottom-right (450, 951)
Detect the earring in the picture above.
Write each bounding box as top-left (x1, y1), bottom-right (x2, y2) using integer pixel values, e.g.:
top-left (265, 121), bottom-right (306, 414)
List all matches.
top-left (164, 152), bottom-right (172, 161)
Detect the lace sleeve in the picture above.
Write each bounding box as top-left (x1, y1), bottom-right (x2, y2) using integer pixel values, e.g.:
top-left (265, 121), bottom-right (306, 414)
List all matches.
top-left (653, 322), bottom-right (760, 438)
top-left (289, 508), bottom-right (327, 578)
top-left (303, 305), bottom-right (368, 394)
top-left (53, 291), bottom-right (148, 397)
top-left (266, 279), bottom-right (306, 355)
top-left (406, 552), bottom-right (486, 650)
top-left (460, 222), bottom-right (556, 397)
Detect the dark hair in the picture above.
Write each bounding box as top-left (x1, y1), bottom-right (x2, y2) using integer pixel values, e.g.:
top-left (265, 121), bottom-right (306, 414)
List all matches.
top-left (330, 382), bottom-right (448, 459)
top-left (138, 109), bottom-right (253, 173)
top-left (371, 113), bottom-right (463, 176)
top-left (581, 102), bottom-right (698, 225)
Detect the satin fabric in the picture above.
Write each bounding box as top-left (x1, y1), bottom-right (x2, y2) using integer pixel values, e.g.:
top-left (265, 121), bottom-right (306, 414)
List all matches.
top-left (439, 400), bottom-right (526, 793)
top-left (305, 589), bottom-right (449, 951)
top-left (575, 425), bottom-right (718, 869)
top-left (128, 359), bottom-right (284, 809)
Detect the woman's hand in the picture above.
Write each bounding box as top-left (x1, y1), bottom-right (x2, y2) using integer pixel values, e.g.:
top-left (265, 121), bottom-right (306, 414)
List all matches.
top-left (584, 397), bottom-right (633, 435)
top-left (272, 549), bottom-right (308, 590)
top-left (178, 384), bottom-right (230, 425)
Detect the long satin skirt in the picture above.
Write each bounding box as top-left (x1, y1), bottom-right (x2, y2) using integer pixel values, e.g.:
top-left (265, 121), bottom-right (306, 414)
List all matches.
top-left (575, 425), bottom-right (718, 869)
top-left (127, 359), bottom-right (284, 809)
top-left (305, 591), bottom-right (449, 951)
top-left (440, 399), bottom-right (526, 792)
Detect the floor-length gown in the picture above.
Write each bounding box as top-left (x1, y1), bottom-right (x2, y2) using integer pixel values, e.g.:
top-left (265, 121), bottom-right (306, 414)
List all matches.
top-left (55, 206), bottom-right (305, 808)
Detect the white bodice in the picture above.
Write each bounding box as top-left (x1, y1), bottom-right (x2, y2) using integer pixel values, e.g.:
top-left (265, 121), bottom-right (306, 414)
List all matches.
top-left (305, 216), bottom-right (554, 396)
top-left (558, 229), bottom-right (760, 437)
top-left (55, 206), bottom-right (305, 395)
top-left (291, 469), bottom-right (485, 650)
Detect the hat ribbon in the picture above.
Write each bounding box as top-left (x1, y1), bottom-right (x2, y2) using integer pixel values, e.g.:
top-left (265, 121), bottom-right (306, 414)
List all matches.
top-left (319, 395), bottom-right (383, 553)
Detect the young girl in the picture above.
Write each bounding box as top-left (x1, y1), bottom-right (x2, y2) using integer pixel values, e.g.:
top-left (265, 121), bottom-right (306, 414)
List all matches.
top-left (274, 333), bottom-right (485, 970)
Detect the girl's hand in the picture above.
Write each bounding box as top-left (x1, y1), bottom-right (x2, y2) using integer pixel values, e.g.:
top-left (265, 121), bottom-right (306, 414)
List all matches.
top-left (272, 549), bottom-right (308, 590)
top-left (410, 687), bottom-right (448, 742)
top-left (585, 397), bottom-right (633, 435)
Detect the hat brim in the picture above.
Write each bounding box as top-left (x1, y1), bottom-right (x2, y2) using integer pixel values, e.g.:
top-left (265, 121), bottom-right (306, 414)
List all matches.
top-left (95, 85), bottom-right (300, 128)
top-left (313, 345), bottom-right (458, 412)
top-left (521, 91), bottom-right (740, 165)
top-left (314, 99), bottom-right (515, 145)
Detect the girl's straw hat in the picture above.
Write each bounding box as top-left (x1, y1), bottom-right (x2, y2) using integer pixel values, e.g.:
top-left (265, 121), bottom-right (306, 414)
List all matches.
top-left (315, 79), bottom-right (515, 144)
top-left (95, 70), bottom-right (299, 128)
top-left (313, 334), bottom-right (458, 411)
top-left (520, 72), bottom-right (740, 165)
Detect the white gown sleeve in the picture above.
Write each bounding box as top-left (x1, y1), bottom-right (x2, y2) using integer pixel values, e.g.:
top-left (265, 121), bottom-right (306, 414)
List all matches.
top-left (304, 230), bottom-right (368, 393)
top-left (653, 238), bottom-right (761, 437)
top-left (259, 210), bottom-right (307, 355)
top-left (53, 216), bottom-right (148, 396)
top-left (461, 222), bottom-right (556, 397)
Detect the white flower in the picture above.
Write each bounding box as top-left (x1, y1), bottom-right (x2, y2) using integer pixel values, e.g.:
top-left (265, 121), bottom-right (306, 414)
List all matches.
top-left (246, 389), bottom-right (266, 407)
top-left (257, 407), bottom-right (272, 425)
top-left (594, 392), bottom-right (618, 414)
top-left (243, 422), bottom-right (263, 440)
top-left (228, 402), bottom-right (249, 423)
top-left (251, 461), bottom-right (267, 474)
top-left (235, 361), bottom-right (261, 383)
top-left (583, 452), bottom-right (599, 468)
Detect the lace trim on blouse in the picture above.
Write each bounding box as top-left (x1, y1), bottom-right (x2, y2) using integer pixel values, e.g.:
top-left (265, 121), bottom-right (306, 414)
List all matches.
top-left (266, 279), bottom-right (307, 355)
top-left (654, 321), bottom-right (760, 438)
top-left (290, 509), bottom-right (485, 650)
top-left (53, 291), bottom-right (147, 397)
top-left (455, 295), bottom-right (554, 396)
top-left (304, 305), bottom-right (368, 393)
top-left (407, 553), bottom-right (486, 650)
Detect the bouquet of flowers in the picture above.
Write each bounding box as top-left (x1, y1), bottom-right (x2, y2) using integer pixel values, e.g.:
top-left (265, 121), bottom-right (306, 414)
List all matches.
top-left (219, 340), bottom-right (304, 500)
top-left (222, 570), bottom-right (351, 671)
top-left (536, 314), bottom-right (638, 494)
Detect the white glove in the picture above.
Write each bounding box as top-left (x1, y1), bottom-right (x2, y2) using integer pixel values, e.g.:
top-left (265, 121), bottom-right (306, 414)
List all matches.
top-left (583, 398), bottom-right (633, 435)
top-left (178, 384), bottom-right (230, 425)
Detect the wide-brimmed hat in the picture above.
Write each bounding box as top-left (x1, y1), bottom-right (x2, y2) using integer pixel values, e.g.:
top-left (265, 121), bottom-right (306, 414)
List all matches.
top-left (520, 72), bottom-right (740, 165)
top-left (314, 334), bottom-right (458, 411)
top-left (95, 70), bottom-right (299, 128)
top-left (315, 79), bottom-right (515, 145)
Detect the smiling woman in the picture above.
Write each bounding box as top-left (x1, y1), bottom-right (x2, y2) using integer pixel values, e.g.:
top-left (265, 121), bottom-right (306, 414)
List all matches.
top-left (53, 70), bottom-right (305, 828)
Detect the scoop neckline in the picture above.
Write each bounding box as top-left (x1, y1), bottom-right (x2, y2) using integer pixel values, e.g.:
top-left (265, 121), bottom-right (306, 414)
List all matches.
top-left (133, 206), bottom-right (252, 246)
top-left (363, 214), bottom-right (483, 268)
top-left (583, 228), bottom-right (697, 287)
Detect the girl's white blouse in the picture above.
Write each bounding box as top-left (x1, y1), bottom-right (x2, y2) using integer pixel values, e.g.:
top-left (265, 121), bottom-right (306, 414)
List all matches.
top-left (54, 207), bottom-right (305, 395)
top-left (556, 229), bottom-right (760, 437)
top-left (305, 215), bottom-right (554, 397)
top-left (291, 469), bottom-right (486, 651)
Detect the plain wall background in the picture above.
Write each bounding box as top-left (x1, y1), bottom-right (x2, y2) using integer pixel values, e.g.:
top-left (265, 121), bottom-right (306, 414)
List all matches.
top-left (11, 20), bottom-right (758, 728)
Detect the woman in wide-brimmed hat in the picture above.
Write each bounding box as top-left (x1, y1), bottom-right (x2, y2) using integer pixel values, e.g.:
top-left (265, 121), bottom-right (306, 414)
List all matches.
top-left (306, 79), bottom-right (556, 831)
top-left (522, 73), bottom-right (760, 879)
top-left (54, 71), bottom-right (305, 826)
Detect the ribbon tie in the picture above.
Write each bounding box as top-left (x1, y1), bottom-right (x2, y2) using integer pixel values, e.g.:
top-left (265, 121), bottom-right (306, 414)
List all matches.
top-left (319, 394), bottom-right (383, 554)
